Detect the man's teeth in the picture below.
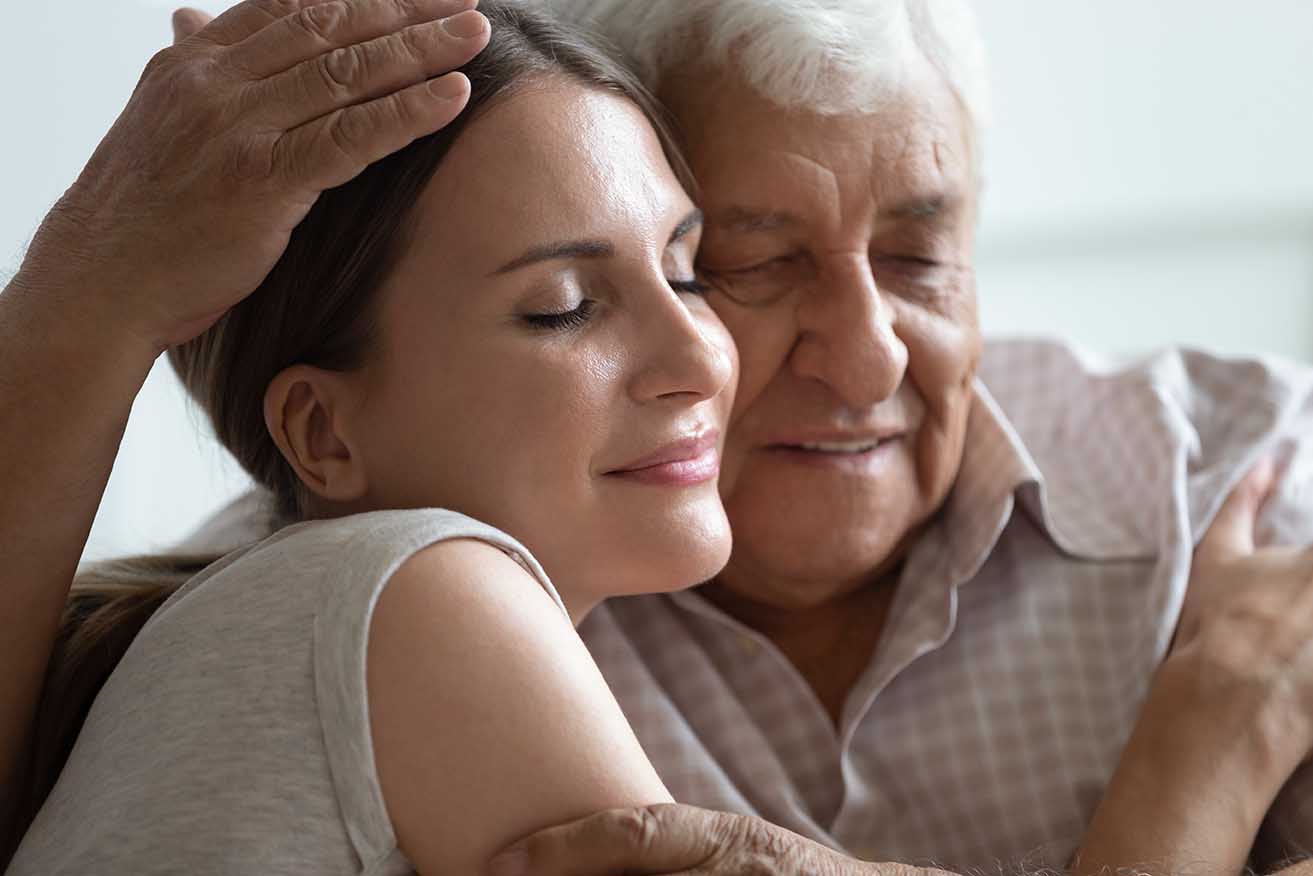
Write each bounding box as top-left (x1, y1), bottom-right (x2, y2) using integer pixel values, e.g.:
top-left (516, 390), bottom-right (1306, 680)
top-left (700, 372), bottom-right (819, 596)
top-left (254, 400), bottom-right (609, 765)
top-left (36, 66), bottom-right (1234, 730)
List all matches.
top-left (796, 440), bottom-right (882, 453)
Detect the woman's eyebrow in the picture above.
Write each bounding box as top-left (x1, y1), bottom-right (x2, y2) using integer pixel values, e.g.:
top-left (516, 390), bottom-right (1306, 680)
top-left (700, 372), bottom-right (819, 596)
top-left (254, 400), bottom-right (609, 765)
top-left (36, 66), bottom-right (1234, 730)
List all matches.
top-left (491, 209), bottom-right (704, 277)
top-left (493, 240), bottom-right (615, 276)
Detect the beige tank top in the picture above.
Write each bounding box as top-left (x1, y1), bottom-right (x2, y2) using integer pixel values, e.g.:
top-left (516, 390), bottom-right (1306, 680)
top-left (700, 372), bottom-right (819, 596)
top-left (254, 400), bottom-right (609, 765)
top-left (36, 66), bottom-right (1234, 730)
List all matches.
top-left (9, 508), bottom-right (565, 875)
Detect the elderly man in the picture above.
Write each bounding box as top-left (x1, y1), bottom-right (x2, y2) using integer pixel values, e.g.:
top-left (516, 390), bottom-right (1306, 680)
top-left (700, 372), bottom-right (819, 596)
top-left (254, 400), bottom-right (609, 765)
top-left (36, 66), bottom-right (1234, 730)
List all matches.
top-left (3, 1), bottom-right (1313, 875)
top-left (483, 0), bottom-right (1313, 873)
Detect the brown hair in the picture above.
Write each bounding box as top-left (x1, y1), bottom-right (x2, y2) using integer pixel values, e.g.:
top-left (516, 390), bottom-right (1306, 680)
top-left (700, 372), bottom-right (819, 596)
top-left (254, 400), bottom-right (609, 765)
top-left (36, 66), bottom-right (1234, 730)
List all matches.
top-left (2, 2), bottom-right (690, 863)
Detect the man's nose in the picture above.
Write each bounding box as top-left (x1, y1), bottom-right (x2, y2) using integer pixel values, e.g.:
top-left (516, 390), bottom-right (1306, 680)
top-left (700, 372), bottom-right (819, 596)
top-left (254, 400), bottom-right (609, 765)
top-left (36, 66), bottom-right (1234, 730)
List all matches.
top-left (790, 257), bottom-right (908, 407)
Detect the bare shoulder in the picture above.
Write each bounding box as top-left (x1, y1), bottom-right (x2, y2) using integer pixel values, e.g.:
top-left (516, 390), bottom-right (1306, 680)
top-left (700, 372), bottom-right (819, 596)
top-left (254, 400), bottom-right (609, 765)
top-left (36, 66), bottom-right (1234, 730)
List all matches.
top-left (367, 537), bottom-right (670, 875)
top-left (378, 536), bottom-right (558, 625)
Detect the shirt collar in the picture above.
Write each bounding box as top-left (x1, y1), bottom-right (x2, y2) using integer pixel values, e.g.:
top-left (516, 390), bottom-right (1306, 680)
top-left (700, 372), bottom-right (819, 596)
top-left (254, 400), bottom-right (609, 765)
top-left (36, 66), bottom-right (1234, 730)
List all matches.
top-left (927, 379), bottom-right (1043, 585)
top-left (669, 379), bottom-right (1043, 624)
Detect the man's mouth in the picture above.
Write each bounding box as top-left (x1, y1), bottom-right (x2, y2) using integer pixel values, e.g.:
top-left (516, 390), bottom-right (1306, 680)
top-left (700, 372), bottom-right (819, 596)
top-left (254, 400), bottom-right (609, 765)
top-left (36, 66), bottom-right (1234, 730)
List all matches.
top-left (790, 440), bottom-right (885, 454)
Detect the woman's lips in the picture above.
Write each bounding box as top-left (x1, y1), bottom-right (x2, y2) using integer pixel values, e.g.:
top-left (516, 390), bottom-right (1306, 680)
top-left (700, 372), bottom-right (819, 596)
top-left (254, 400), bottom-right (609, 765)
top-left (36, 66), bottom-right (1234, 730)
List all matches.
top-left (606, 432), bottom-right (721, 486)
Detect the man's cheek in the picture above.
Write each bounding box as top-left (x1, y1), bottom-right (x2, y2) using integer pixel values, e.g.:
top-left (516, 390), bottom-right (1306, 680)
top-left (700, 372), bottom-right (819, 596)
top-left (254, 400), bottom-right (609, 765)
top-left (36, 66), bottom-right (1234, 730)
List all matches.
top-left (718, 310), bottom-right (797, 415)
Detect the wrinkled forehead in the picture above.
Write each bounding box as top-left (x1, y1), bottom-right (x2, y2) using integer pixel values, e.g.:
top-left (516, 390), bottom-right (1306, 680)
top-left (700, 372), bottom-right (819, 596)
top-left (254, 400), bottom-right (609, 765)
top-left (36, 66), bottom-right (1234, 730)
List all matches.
top-left (661, 60), bottom-right (974, 232)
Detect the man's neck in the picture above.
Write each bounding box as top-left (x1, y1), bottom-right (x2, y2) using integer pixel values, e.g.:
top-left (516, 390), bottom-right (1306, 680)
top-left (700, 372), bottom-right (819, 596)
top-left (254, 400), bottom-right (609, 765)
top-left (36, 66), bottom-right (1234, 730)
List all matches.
top-left (700, 574), bottom-right (899, 730)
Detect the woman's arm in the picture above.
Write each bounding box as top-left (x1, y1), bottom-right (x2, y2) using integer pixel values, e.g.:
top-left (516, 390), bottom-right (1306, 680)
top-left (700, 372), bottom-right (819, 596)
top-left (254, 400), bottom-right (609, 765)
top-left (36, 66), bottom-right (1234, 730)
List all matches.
top-left (369, 540), bottom-right (671, 874)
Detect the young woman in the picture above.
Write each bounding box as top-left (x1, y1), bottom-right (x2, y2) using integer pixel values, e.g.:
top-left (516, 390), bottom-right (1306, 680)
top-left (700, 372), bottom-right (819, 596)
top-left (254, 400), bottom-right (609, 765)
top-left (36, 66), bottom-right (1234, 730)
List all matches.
top-left (4, 2), bottom-right (737, 873)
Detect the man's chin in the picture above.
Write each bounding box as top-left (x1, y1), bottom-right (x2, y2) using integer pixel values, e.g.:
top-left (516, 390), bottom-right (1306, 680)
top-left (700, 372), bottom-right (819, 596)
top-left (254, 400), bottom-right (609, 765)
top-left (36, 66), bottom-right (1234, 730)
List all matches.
top-left (717, 520), bottom-right (914, 606)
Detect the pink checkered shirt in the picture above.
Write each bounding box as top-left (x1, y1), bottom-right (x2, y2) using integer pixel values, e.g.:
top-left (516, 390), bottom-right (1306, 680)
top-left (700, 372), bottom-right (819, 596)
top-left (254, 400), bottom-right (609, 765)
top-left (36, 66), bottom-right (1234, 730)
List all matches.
top-left (578, 338), bottom-right (1313, 871)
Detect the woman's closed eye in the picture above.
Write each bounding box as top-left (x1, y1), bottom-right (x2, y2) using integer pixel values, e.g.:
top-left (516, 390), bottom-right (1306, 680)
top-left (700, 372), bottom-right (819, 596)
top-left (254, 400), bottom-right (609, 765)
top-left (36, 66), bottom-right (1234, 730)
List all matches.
top-left (521, 298), bottom-right (598, 332)
top-left (520, 276), bottom-right (707, 333)
top-left (669, 277), bottom-right (710, 296)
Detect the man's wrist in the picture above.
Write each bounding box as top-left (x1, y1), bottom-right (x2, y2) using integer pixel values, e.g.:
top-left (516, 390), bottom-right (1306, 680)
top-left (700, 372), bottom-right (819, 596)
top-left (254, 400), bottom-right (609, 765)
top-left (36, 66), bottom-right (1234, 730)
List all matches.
top-left (1157, 643), bottom-right (1310, 798)
top-left (1071, 656), bottom-right (1284, 876)
top-left (6, 265), bottom-right (164, 374)
top-left (1143, 649), bottom-right (1296, 822)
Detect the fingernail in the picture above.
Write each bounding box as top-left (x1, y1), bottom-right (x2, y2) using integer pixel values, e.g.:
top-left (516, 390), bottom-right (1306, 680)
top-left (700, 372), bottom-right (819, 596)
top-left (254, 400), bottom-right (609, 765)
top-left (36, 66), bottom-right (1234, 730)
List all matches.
top-left (428, 73), bottom-right (468, 101)
top-left (487, 845), bottom-right (528, 876)
top-left (442, 10), bottom-right (488, 39)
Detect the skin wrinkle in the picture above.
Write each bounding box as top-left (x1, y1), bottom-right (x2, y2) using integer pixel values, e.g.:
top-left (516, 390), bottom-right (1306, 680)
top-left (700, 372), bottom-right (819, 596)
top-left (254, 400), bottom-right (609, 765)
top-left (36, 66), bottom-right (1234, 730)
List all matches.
top-left (658, 55), bottom-right (980, 723)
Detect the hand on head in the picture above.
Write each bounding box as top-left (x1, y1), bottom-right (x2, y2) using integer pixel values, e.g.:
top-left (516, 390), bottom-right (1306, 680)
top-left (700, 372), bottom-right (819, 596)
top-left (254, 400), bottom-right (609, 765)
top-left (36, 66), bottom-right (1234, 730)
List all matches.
top-left (15, 0), bottom-right (489, 355)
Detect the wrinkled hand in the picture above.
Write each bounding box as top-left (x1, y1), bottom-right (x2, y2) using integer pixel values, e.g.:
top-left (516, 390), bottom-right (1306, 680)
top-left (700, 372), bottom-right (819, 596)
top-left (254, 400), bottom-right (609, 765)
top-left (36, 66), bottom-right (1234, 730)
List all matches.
top-left (16, 0), bottom-right (488, 353)
top-left (487, 803), bottom-right (950, 876)
top-left (1171, 458), bottom-right (1313, 774)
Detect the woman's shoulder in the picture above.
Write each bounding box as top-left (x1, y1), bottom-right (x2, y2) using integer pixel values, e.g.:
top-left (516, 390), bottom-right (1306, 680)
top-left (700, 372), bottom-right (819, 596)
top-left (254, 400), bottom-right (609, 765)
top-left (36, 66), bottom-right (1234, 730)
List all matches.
top-left (163, 506), bottom-right (565, 621)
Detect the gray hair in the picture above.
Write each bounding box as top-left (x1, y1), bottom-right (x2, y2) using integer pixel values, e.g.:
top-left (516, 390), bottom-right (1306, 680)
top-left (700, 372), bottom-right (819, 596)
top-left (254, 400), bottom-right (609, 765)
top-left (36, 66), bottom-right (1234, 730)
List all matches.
top-left (546, 0), bottom-right (990, 148)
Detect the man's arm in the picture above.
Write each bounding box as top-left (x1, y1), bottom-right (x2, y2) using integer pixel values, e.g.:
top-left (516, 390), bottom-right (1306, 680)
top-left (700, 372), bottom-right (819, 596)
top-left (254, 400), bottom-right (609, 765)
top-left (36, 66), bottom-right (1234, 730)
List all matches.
top-left (1073, 461), bottom-right (1313, 876)
top-left (1, 0), bottom-right (488, 821)
top-left (0, 276), bottom-right (159, 817)
top-left (485, 802), bottom-right (949, 876)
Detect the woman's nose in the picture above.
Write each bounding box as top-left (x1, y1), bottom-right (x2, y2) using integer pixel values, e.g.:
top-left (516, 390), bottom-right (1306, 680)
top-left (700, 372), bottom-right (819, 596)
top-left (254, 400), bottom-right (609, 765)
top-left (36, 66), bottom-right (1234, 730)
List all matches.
top-left (627, 284), bottom-right (736, 406)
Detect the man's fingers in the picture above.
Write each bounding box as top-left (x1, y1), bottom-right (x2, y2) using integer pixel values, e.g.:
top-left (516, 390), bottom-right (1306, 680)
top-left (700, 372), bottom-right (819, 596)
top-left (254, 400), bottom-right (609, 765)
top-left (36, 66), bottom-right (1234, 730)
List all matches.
top-left (272, 71), bottom-right (470, 193)
top-left (171, 8), bottom-right (215, 45)
top-left (1196, 457), bottom-right (1278, 563)
top-left (248, 11), bottom-right (488, 130)
top-left (487, 805), bottom-right (723, 876)
top-left (227, 0), bottom-right (477, 80)
top-left (199, 0), bottom-right (332, 46)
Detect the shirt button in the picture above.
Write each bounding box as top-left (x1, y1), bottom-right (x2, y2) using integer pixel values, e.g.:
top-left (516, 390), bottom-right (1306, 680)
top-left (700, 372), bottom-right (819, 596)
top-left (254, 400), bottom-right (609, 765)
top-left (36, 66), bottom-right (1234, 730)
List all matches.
top-left (737, 635), bottom-right (760, 656)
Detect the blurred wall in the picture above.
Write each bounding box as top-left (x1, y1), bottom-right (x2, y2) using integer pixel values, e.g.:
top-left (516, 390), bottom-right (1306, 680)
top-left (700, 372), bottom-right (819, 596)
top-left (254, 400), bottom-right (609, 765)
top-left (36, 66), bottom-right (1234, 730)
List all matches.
top-left (1, 1), bottom-right (1311, 562)
top-left (975, 1), bottom-right (1313, 357)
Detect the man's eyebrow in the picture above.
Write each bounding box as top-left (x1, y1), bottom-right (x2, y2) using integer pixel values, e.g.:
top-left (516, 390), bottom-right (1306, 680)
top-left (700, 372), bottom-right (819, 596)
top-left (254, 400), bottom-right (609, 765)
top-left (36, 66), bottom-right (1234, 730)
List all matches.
top-left (887, 193), bottom-right (958, 220)
top-left (710, 206), bottom-right (801, 234)
top-left (493, 239), bottom-right (615, 276)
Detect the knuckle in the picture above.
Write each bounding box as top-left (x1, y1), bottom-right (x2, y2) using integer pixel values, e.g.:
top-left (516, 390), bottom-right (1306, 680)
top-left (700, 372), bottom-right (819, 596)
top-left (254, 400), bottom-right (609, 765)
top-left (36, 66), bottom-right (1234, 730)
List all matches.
top-left (611, 806), bottom-right (662, 852)
top-left (142, 46), bottom-right (215, 96)
top-left (327, 110), bottom-right (366, 161)
top-left (318, 44), bottom-right (367, 96)
top-left (220, 134), bottom-right (277, 185)
top-left (394, 25), bottom-right (430, 63)
top-left (256, 0), bottom-right (302, 18)
top-left (745, 818), bottom-right (790, 857)
top-left (142, 45), bottom-right (183, 81)
top-left (294, 1), bottom-right (350, 44)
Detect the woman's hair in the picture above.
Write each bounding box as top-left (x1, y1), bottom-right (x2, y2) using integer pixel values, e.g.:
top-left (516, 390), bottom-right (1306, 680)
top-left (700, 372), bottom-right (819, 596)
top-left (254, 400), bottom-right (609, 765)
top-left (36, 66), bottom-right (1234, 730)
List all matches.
top-left (1, 2), bottom-right (690, 863)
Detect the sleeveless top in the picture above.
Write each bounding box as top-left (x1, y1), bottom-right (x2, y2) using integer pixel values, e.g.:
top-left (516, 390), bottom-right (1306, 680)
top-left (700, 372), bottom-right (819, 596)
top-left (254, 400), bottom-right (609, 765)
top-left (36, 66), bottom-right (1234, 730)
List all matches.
top-left (9, 508), bottom-right (566, 875)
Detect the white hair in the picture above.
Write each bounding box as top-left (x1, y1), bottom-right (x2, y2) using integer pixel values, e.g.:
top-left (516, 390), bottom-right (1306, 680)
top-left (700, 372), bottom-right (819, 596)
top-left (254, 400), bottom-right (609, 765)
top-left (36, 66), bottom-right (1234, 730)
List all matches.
top-left (545, 0), bottom-right (990, 142)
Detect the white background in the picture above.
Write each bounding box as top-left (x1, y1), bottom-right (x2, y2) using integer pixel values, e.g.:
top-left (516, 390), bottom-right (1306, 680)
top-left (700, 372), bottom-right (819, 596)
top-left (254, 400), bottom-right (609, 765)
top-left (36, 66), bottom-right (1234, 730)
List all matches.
top-left (1, 1), bottom-right (1311, 562)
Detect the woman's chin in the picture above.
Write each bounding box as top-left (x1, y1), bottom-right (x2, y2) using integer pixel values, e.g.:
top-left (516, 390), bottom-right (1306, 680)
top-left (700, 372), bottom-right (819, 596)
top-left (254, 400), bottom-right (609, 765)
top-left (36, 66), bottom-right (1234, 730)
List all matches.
top-left (630, 511), bottom-right (733, 595)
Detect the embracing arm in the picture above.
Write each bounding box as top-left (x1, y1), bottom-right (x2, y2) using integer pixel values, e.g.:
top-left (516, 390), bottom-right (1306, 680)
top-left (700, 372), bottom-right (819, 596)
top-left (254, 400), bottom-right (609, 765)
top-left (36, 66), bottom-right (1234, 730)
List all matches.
top-left (1073, 462), bottom-right (1313, 876)
top-left (369, 549), bottom-right (947, 876)
top-left (0, 0), bottom-right (488, 821)
top-left (0, 276), bottom-right (159, 813)
top-left (368, 540), bottom-right (673, 873)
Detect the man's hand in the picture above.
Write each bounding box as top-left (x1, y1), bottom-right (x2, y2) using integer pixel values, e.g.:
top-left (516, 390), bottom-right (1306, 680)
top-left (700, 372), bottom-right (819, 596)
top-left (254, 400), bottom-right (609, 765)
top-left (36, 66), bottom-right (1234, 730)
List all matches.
top-left (1174, 458), bottom-right (1313, 776)
top-left (486, 803), bottom-right (949, 876)
top-left (1071, 461), bottom-right (1313, 876)
top-left (16, 0), bottom-right (488, 356)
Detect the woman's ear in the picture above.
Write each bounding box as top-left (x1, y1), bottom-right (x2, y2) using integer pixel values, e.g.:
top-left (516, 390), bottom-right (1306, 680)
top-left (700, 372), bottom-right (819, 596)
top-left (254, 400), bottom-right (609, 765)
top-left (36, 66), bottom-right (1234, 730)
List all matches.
top-left (263, 365), bottom-right (369, 505)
